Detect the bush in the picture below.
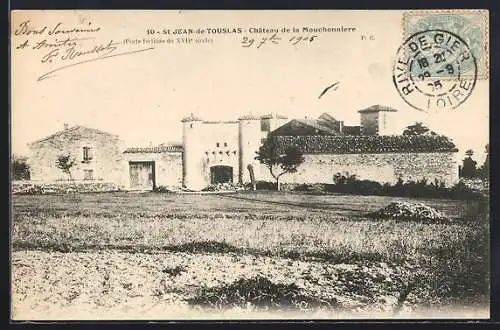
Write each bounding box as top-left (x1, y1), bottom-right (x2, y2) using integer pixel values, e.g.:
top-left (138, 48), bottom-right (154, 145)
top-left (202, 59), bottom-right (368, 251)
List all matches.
top-left (326, 173), bottom-right (383, 195)
top-left (245, 181), bottom-right (278, 191)
top-left (297, 173), bottom-right (486, 200)
top-left (333, 172), bottom-right (357, 185)
top-left (153, 185), bottom-right (172, 193)
top-left (186, 275), bottom-right (338, 310)
top-left (449, 181), bottom-right (484, 200)
top-left (291, 183), bottom-right (326, 193)
top-left (12, 159), bottom-right (30, 180)
top-left (202, 182), bottom-right (245, 192)
top-left (352, 180), bottom-right (384, 195)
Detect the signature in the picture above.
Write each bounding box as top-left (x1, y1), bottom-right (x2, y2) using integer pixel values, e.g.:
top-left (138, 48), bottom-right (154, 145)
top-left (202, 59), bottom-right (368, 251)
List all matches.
top-left (37, 42), bottom-right (155, 81)
top-left (40, 39), bottom-right (120, 63)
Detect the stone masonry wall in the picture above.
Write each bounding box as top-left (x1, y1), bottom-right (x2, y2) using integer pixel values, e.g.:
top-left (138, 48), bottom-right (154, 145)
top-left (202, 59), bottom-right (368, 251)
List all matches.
top-left (257, 152), bottom-right (459, 187)
top-left (27, 128), bottom-right (128, 187)
top-left (124, 152), bottom-right (183, 187)
top-left (360, 112), bottom-right (379, 135)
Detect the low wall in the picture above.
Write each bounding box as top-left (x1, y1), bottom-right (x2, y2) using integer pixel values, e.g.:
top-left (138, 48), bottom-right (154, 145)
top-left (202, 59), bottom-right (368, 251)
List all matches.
top-left (12, 181), bottom-right (122, 195)
top-left (256, 152), bottom-right (460, 187)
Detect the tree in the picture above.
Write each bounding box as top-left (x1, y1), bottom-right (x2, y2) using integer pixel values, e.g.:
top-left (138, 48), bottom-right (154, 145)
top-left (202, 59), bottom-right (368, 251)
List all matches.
top-left (478, 144), bottom-right (489, 179)
top-left (56, 153), bottom-right (76, 180)
top-left (402, 122), bottom-right (437, 136)
top-left (11, 157), bottom-right (30, 180)
top-left (255, 139), bottom-right (305, 191)
top-left (460, 149), bottom-right (477, 178)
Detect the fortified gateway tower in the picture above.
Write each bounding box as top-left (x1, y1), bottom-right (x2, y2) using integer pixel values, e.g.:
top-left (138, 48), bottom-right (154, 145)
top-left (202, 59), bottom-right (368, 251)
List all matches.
top-left (181, 113), bottom-right (288, 190)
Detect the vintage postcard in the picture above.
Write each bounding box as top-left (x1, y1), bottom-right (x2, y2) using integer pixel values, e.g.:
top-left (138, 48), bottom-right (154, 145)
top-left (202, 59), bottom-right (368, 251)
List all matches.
top-left (10, 10), bottom-right (490, 320)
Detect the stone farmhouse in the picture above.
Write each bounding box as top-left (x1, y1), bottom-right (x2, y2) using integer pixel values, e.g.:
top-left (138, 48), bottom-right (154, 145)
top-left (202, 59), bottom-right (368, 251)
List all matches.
top-left (26, 105), bottom-right (460, 190)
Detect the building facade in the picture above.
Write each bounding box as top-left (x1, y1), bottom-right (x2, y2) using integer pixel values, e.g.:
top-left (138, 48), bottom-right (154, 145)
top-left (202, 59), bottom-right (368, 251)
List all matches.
top-left (27, 125), bottom-right (128, 186)
top-left (181, 113), bottom-right (288, 190)
top-left (25, 105), bottom-right (460, 190)
top-left (123, 144), bottom-right (183, 190)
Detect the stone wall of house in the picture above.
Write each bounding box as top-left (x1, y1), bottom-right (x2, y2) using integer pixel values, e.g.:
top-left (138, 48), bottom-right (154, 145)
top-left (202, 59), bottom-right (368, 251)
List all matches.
top-left (256, 152), bottom-right (459, 187)
top-left (27, 128), bottom-right (128, 187)
top-left (360, 112), bottom-right (379, 135)
top-left (124, 152), bottom-right (183, 187)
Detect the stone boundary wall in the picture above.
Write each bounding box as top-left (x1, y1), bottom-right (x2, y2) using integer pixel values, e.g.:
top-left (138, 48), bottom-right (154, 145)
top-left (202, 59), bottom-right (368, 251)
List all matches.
top-left (257, 152), bottom-right (459, 186)
top-left (12, 181), bottom-right (121, 195)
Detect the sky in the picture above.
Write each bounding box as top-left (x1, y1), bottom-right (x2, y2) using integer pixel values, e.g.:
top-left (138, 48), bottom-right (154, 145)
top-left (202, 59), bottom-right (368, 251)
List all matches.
top-left (11, 10), bottom-right (489, 163)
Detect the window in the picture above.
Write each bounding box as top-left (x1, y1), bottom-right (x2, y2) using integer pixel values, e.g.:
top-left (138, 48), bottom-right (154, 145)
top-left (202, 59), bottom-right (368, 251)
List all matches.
top-left (83, 169), bottom-right (94, 181)
top-left (216, 142), bottom-right (220, 147)
top-left (224, 142), bottom-right (228, 147)
top-left (82, 146), bottom-right (93, 162)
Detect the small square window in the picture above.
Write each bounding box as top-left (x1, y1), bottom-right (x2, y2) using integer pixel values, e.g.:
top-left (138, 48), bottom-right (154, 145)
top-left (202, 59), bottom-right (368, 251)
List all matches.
top-left (224, 142), bottom-right (228, 147)
top-left (216, 143), bottom-right (220, 147)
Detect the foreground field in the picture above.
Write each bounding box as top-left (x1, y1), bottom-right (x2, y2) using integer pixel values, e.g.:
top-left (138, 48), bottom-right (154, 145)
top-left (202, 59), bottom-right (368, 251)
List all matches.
top-left (11, 191), bottom-right (490, 319)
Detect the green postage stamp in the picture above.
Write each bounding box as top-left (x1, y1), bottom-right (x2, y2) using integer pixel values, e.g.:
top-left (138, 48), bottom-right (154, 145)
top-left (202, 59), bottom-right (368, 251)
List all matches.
top-left (403, 10), bottom-right (489, 80)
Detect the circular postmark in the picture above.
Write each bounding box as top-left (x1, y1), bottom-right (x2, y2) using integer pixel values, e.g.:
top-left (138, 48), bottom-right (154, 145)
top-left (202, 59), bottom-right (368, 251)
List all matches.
top-left (393, 29), bottom-right (477, 112)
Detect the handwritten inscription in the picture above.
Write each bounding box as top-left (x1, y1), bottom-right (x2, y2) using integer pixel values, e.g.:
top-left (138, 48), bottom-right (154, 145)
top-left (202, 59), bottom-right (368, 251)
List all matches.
top-left (12, 19), bottom-right (155, 81)
top-left (241, 33), bottom-right (318, 48)
top-left (14, 20), bottom-right (101, 36)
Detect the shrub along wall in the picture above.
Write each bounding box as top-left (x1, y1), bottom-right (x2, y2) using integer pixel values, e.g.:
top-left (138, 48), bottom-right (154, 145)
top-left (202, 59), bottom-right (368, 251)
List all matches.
top-left (251, 179), bottom-right (485, 200)
top-left (12, 181), bottom-right (121, 195)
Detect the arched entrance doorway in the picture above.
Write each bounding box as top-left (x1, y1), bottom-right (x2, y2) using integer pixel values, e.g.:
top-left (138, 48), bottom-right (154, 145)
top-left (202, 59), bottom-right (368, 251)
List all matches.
top-left (210, 166), bottom-right (233, 184)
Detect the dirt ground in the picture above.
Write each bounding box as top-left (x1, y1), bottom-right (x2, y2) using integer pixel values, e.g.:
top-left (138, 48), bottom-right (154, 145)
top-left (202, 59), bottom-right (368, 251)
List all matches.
top-left (11, 192), bottom-right (490, 320)
top-left (11, 250), bottom-right (488, 320)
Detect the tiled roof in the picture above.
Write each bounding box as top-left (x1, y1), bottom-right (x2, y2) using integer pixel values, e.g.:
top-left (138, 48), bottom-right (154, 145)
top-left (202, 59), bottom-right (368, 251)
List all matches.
top-left (294, 119), bottom-right (339, 135)
top-left (238, 114), bottom-right (261, 120)
top-left (124, 144), bottom-right (183, 153)
top-left (358, 105), bottom-right (398, 113)
top-left (260, 113), bottom-right (288, 119)
top-left (181, 114), bottom-right (203, 122)
top-left (270, 135), bottom-right (458, 154)
top-left (29, 125), bottom-right (118, 146)
top-left (203, 121), bottom-right (239, 124)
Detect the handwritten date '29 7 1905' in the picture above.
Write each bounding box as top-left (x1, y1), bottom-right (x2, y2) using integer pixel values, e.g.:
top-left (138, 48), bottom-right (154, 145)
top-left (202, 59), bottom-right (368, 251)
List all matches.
top-left (241, 33), bottom-right (318, 48)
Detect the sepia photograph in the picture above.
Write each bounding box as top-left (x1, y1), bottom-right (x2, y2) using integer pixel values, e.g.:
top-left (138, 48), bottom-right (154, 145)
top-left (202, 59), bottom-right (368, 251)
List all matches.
top-left (10, 9), bottom-right (490, 320)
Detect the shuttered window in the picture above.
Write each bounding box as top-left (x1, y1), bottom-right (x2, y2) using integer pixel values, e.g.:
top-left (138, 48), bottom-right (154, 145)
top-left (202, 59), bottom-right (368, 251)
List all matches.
top-left (83, 147), bottom-right (93, 162)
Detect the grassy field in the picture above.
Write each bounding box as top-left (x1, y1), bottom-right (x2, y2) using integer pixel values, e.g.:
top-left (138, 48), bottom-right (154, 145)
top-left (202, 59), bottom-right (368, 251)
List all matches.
top-left (11, 191), bottom-right (490, 319)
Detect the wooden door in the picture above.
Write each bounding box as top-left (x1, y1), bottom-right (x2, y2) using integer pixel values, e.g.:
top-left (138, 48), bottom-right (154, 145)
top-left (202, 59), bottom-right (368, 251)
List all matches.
top-left (129, 162), bottom-right (155, 190)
